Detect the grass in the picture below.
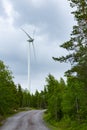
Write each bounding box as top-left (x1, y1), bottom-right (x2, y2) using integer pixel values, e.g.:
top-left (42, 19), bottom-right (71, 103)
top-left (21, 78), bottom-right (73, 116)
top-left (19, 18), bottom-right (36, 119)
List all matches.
top-left (43, 112), bottom-right (61, 130)
top-left (43, 112), bottom-right (87, 130)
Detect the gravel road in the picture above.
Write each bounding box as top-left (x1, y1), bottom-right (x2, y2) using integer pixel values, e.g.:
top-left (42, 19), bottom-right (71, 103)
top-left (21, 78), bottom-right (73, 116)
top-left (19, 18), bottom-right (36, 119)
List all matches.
top-left (0, 110), bottom-right (50, 130)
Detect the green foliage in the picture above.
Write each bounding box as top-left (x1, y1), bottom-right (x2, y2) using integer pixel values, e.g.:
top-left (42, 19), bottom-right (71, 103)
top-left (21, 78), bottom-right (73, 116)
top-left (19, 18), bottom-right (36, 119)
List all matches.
top-left (49, 0), bottom-right (87, 129)
top-left (53, 0), bottom-right (87, 79)
top-left (45, 115), bottom-right (87, 130)
top-left (45, 74), bottom-right (66, 121)
top-left (22, 89), bottom-right (30, 107)
top-left (17, 84), bottom-right (23, 107)
top-left (62, 77), bottom-right (87, 120)
top-left (30, 89), bottom-right (47, 109)
top-left (0, 60), bottom-right (18, 115)
top-left (52, 0), bottom-right (87, 122)
top-left (0, 60), bottom-right (47, 120)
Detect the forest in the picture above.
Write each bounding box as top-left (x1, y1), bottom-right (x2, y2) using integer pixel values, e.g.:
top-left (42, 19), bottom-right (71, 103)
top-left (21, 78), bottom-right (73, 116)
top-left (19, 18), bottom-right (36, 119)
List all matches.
top-left (0, 0), bottom-right (87, 130)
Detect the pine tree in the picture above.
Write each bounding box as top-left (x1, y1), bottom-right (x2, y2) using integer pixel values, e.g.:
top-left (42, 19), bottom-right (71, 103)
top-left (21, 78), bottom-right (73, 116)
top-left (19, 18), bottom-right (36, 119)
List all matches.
top-left (53, 0), bottom-right (87, 85)
top-left (53, 0), bottom-right (87, 120)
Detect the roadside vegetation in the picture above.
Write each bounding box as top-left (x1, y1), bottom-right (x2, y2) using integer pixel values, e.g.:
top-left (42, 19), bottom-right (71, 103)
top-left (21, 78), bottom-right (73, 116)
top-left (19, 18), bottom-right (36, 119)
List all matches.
top-left (44, 0), bottom-right (87, 130)
top-left (0, 0), bottom-right (87, 129)
top-left (0, 60), bottom-right (47, 125)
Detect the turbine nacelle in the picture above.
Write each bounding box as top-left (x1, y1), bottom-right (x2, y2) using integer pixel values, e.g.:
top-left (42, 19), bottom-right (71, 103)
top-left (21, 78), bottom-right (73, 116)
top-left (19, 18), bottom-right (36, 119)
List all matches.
top-left (27, 38), bottom-right (34, 43)
top-left (21, 28), bottom-right (34, 43)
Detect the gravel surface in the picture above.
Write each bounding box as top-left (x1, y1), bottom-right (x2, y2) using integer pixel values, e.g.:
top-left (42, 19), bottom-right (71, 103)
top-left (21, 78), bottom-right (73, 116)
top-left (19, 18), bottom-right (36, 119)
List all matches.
top-left (0, 110), bottom-right (50, 130)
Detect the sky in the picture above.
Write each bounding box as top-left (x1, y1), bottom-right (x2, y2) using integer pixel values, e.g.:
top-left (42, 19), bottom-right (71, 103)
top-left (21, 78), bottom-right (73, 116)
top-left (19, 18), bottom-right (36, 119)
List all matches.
top-left (0, 0), bottom-right (75, 93)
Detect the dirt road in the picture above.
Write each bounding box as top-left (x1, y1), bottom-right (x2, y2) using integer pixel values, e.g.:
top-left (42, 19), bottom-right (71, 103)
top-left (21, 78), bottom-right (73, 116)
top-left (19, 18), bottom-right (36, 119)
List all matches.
top-left (0, 110), bottom-right (50, 130)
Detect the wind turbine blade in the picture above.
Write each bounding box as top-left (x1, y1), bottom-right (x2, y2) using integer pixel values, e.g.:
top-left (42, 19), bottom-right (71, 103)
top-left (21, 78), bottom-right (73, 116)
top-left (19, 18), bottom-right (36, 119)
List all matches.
top-left (32, 42), bottom-right (36, 60)
top-left (21, 28), bottom-right (32, 39)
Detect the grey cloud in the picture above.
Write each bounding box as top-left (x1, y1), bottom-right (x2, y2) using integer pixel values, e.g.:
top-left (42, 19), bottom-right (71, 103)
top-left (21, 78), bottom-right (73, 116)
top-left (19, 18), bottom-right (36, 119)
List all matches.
top-left (0, 1), bottom-right (6, 17)
top-left (0, 0), bottom-right (73, 92)
top-left (9, 0), bottom-right (73, 41)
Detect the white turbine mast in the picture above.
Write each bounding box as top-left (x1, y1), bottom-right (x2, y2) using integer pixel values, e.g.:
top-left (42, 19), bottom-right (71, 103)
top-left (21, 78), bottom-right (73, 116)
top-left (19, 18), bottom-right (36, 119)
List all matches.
top-left (21, 28), bottom-right (35, 92)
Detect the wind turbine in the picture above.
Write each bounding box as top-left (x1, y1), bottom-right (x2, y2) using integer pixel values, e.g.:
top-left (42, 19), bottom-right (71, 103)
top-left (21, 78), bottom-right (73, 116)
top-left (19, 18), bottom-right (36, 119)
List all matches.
top-left (21, 28), bottom-right (36, 92)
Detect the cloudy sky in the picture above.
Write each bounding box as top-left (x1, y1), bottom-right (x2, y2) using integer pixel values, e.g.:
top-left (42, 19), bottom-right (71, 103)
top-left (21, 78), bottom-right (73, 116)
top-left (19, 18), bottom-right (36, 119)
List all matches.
top-left (0, 0), bottom-right (75, 93)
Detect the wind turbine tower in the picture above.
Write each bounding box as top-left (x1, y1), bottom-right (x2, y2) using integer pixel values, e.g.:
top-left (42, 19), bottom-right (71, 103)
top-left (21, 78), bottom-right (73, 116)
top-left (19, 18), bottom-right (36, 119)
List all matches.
top-left (21, 28), bottom-right (35, 92)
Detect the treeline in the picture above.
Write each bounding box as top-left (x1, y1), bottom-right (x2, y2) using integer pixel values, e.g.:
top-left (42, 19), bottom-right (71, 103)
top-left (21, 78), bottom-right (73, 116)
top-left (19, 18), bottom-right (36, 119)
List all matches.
top-left (1, 1), bottom-right (87, 129)
top-left (21, 88), bottom-right (47, 109)
top-left (0, 60), bottom-right (19, 116)
top-left (0, 60), bottom-right (47, 117)
top-left (46, 0), bottom-right (87, 129)
top-left (1, 57), bottom-right (87, 128)
top-left (44, 74), bottom-right (87, 122)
